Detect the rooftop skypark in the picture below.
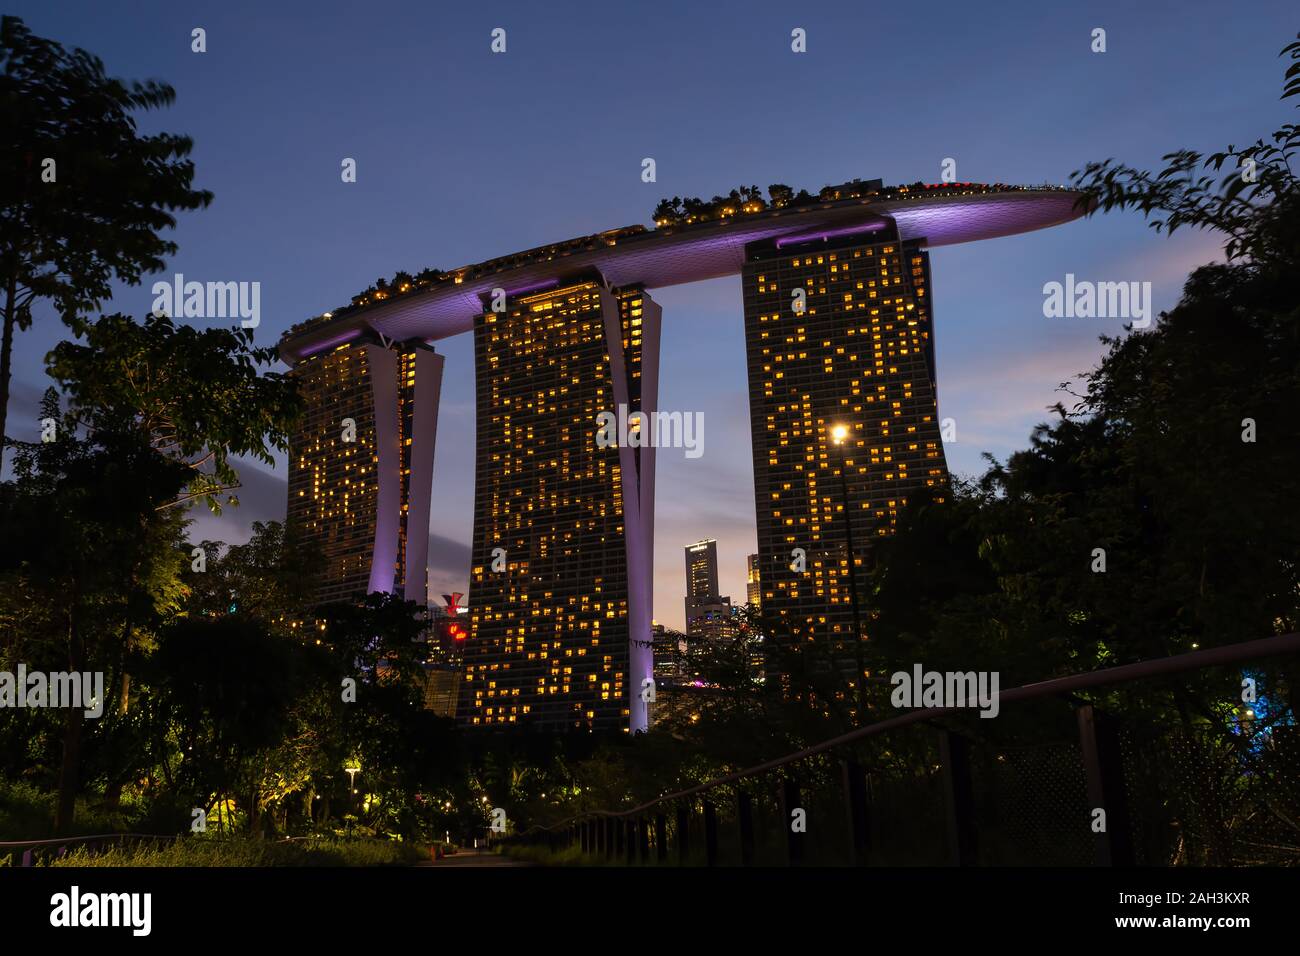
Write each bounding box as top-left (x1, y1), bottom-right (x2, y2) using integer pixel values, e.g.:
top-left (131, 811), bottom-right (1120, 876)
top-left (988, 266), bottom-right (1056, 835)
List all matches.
top-left (281, 179), bottom-right (1079, 348)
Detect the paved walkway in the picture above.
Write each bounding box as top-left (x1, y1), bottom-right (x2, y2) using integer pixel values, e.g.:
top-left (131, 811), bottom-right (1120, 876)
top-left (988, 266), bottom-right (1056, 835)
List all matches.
top-left (415, 847), bottom-right (532, 867)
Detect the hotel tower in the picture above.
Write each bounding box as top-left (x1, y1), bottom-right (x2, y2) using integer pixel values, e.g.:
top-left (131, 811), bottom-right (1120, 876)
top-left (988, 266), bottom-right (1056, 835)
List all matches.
top-left (456, 281), bottom-right (661, 733)
top-left (742, 224), bottom-right (949, 674)
top-left (286, 338), bottom-right (444, 607)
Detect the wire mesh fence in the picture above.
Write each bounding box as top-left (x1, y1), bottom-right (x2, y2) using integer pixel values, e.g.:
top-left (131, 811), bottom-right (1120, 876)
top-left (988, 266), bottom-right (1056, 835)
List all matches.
top-left (508, 637), bottom-right (1300, 867)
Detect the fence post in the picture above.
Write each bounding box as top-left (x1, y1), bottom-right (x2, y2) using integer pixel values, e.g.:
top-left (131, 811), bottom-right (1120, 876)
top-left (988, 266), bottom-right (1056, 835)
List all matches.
top-left (703, 799), bottom-right (719, 867)
top-left (638, 817), bottom-right (650, 863)
top-left (625, 819), bottom-right (636, 865)
top-left (676, 804), bottom-right (691, 864)
top-left (606, 817), bottom-right (616, 861)
top-left (737, 792), bottom-right (755, 866)
top-left (655, 813), bottom-right (667, 863)
top-left (781, 777), bottom-right (805, 866)
top-left (938, 729), bottom-right (978, 866)
top-left (841, 758), bottom-right (870, 865)
top-left (1077, 703), bottom-right (1135, 867)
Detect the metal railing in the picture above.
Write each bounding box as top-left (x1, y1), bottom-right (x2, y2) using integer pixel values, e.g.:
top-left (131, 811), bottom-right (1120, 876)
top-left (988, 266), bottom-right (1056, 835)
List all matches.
top-left (506, 633), bottom-right (1300, 866)
top-left (0, 832), bottom-right (179, 867)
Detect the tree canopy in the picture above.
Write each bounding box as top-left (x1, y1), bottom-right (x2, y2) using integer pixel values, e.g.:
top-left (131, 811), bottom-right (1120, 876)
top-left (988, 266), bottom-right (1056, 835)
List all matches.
top-left (0, 15), bottom-right (211, 468)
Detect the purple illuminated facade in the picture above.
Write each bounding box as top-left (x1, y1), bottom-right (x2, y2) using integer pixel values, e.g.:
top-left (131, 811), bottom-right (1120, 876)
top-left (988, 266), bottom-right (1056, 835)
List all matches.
top-left (285, 339), bottom-right (444, 608)
top-left (279, 182), bottom-right (1088, 733)
top-left (279, 185), bottom-right (1088, 362)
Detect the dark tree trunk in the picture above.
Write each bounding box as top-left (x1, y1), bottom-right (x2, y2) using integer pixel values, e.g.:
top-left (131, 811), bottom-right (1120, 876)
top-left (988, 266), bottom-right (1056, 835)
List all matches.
top-left (0, 268), bottom-right (18, 473)
top-left (54, 600), bottom-right (85, 834)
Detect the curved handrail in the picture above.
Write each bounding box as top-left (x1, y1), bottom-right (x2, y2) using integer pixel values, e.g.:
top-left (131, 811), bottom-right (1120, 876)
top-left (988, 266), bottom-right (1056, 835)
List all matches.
top-left (518, 632), bottom-right (1300, 833)
top-left (0, 832), bottom-right (177, 848)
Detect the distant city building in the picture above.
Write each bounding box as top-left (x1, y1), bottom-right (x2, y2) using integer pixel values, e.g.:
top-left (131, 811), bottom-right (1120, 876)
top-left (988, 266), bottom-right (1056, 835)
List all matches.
top-left (746, 553), bottom-right (762, 609)
top-left (684, 539), bottom-right (735, 641)
top-left (417, 597), bottom-right (468, 717)
top-left (286, 339), bottom-right (444, 607)
top-left (458, 281), bottom-right (661, 733)
top-left (687, 601), bottom-right (741, 644)
top-left (681, 538), bottom-right (733, 634)
top-left (685, 539), bottom-right (720, 604)
top-left (743, 226), bottom-right (950, 679)
top-left (426, 598), bottom-right (468, 666)
top-left (421, 665), bottom-right (460, 718)
top-left (651, 623), bottom-right (687, 683)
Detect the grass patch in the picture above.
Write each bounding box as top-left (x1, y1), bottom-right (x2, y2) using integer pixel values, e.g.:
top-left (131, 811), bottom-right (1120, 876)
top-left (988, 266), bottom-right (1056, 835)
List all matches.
top-left (501, 843), bottom-right (600, 866)
top-left (43, 834), bottom-right (426, 867)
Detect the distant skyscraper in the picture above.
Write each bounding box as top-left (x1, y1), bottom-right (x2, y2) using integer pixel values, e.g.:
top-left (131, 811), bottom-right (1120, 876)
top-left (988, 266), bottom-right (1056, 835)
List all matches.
top-left (684, 539), bottom-right (734, 640)
top-left (684, 539), bottom-right (719, 608)
top-left (743, 226), bottom-right (949, 666)
top-left (746, 553), bottom-right (762, 609)
top-left (458, 281), bottom-right (660, 733)
top-left (286, 339), bottom-right (444, 607)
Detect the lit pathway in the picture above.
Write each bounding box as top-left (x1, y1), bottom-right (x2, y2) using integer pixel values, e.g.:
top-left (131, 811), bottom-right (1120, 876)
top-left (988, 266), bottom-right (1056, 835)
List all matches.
top-left (415, 847), bottom-right (533, 867)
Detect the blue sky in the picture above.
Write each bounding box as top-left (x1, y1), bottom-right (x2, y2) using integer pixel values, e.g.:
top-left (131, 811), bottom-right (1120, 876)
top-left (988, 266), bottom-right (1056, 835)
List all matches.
top-left (6, 0), bottom-right (1294, 627)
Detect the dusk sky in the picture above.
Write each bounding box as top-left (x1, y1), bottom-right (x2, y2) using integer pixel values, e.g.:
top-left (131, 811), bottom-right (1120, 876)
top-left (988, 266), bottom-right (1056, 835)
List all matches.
top-left (6, 0), bottom-right (1293, 629)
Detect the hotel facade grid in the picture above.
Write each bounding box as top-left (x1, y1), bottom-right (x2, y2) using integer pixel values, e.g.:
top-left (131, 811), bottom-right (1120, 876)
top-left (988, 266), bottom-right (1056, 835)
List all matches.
top-left (742, 226), bottom-right (950, 673)
top-left (457, 280), bottom-right (660, 733)
top-left (286, 339), bottom-right (444, 608)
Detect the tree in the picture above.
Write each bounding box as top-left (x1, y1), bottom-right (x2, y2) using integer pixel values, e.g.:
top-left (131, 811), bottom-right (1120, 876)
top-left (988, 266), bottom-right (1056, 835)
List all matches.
top-left (46, 312), bottom-right (301, 514)
top-left (310, 594), bottom-right (456, 838)
top-left (0, 16), bottom-right (211, 469)
top-left (148, 614), bottom-right (315, 834)
top-left (0, 391), bottom-right (190, 832)
top-left (767, 184), bottom-right (794, 207)
top-left (652, 198), bottom-right (681, 223)
top-left (184, 520), bottom-right (323, 629)
top-left (1062, 31), bottom-right (1300, 672)
top-left (0, 305), bottom-right (301, 831)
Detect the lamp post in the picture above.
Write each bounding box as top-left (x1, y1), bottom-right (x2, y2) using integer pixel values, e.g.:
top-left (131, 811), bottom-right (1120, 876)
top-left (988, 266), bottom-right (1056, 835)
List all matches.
top-left (344, 765), bottom-right (360, 815)
top-left (831, 424), bottom-right (865, 719)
